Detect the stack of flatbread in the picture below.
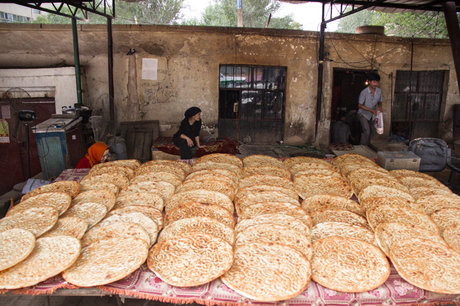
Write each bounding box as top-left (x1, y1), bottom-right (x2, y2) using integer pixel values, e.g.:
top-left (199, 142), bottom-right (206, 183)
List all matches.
top-left (147, 154), bottom-right (237, 287)
top-left (0, 192), bottom-right (81, 289)
top-left (287, 156), bottom-right (352, 200)
top-left (61, 159), bottom-right (160, 287)
top-left (220, 154), bottom-right (312, 302)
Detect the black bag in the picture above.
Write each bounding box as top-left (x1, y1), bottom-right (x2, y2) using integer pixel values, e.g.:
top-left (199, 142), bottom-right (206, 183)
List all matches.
top-left (409, 138), bottom-right (449, 172)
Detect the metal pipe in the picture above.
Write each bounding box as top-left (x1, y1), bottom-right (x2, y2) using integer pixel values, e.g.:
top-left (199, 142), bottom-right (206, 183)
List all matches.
top-left (107, 17), bottom-right (115, 125)
top-left (25, 123), bottom-right (30, 179)
top-left (315, 2), bottom-right (326, 140)
top-left (72, 18), bottom-right (82, 106)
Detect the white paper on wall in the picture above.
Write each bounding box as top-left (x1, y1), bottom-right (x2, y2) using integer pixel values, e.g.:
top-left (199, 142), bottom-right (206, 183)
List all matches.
top-left (142, 58), bottom-right (158, 80)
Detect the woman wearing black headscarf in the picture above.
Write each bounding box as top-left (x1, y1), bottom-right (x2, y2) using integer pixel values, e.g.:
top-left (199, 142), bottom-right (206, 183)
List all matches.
top-left (173, 106), bottom-right (203, 159)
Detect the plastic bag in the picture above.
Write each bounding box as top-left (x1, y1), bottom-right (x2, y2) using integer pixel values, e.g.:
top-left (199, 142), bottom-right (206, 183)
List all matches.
top-left (375, 111), bottom-right (384, 134)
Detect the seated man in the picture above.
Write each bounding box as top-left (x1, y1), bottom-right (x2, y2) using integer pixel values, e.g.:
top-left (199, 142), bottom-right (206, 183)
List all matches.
top-left (332, 112), bottom-right (352, 144)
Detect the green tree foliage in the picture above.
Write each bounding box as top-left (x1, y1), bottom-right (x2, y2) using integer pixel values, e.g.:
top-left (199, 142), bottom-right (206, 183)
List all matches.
top-left (337, 9), bottom-right (451, 39)
top-left (187, 0), bottom-right (302, 30)
top-left (33, 0), bottom-right (184, 25)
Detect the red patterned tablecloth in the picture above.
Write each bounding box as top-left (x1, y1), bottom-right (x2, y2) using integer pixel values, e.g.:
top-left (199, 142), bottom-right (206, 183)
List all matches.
top-left (5, 168), bottom-right (459, 305)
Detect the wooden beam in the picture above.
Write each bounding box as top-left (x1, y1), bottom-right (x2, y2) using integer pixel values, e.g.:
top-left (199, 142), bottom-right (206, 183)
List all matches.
top-left (443, 1), bottom-right (460, 91)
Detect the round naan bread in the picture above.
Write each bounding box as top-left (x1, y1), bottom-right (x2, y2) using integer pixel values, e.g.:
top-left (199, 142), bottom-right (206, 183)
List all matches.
top-left (221, 242), bottom-right (311, 302)
top-left (63, 237), bottom-right (148, 287)
top-left (0, 236), bottom-right (81, 289)
top-left (0, 229), bottom-right (35, 271)
top-left (148, 232), bottom-right (233, 287)
top-left (311, 236), bottom-right (390, 293)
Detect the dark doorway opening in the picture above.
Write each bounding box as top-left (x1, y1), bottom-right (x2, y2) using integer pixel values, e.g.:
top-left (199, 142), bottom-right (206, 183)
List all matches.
top-left (330, 68), bottom-right (370, 145)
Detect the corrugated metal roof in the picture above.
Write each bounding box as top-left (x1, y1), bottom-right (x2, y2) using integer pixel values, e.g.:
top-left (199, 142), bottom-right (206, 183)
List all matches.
top-left (278, 1), bottom-right (460, 13)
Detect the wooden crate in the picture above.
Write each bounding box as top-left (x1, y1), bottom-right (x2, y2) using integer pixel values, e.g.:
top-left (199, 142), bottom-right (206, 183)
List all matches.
top-left (377, 151), bottom-right (421, 171)
top-left (119, 120), bottom-right (159, 163)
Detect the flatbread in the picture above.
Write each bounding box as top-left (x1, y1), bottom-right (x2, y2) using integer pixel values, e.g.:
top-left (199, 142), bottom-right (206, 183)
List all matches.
top-left (293, 168), bottom-right (340, 179)
top-left (186, 169), bottom-right (238, 184)
top-left (166, 190), bottom-right (233, 214)
top-left (238, 175), bottom-right (294, 190)
top-left (366, 204), bottom-right (439, 233)
top-left (185, 173), bottom-right (237, 190)
top-left (416, 194), bottom-right (460, 215)
top-left (192, 161), bottom-right (242, 177)
top-left (430, 208), bottom-right (460, 232)
top-left (311, 236), bottom-right (390, 293)
top-left (241, 166), bottom-right (291, 180)
top-left (62, 237), bottom-right (148, 287)
top-left (7, 192), bottom-right (71, 217)
top-left (399, 176), bottom-right (450, 191)
top-left (302, 195), bottom-right (364, 216)
top-left (374, 222), bottom-right (447, 257)
top-left (350, 177), bottom-right (409, 196)
top-left (114, 191), bottom-right (164, 211)
top-left (389, 169), bottom-right (439, 181)
top-left (0, 206), bottom-right (58, 237)
top-left (289, 162), bottom-right (336, 176)
top-left (409, 186), bottom-right (453, 200)
top-left (294, 174), bottom-right (353, 200)
top-left (238, 202), bottom-right (312, 227)
top-left (390, 238), bottom-right (460, 294)
top-left (81, 221), bottom-right (150, 247)
top-left (79, 181), bottom-right (119, 196)
top-left (126, 181), bottom-right (175, 202)
top-left (0, 229), bottom-right (35, 271)
top-left (72, 189), bottom-right (116, 211)
top-left (165, 202), bottom-right (235, 228)
top-left (41, 217), bottom-right (88, 240)
top-left (358, 185), bottom-right (414, 203)
top-left (178, 180), bottom-right (235, 200)
top-left (339, 163), bottom-right (384, 178)
top-left (106, 206), bottom-right (163, 229)
top-left (360, 196), bottom-right (421, 212)
top-left (347, 167), bottom-right (392, 182)
top-left (91, 159), bottom-right (140, 170)
top-left (81, 173), bottom-right (129, 190)
top-left (221, 242), bottom-right (311, 302)
top-left (235, 191), bottom-right (300, 212)
top-left (194, 153), bottom-right (243, 168)
top-left (135, 164), bottom-right (185, 181)
top-left (442, 227), bottom-right (460, 253)
top-left (235, 213), bottom-right (310, 236)
top-left (311, 222), bottom-right (376, 245)
top-left (283, 156), bottom-right (332, 170)
top-left (21, 181), bottom-right (80, 201)
top-left (158, 216), bottom-right (235, 245)
top-left (311, 209), bottom-right (370, 229)
top-left (133, 171), bottom-right (182, 189)
top-left (148, 232), bottom-right (233, 287)
top-left (89, 165), bottom-right (135, 180)
top-left (62, 202), bottom-right (107, 228)
top-left (237, 185), bottom-right (298, 202)
top-left (140, 159), bottom-right (192, 174)
top-left (235, 224), bottom-right (312, 260)
top-left (99, 212), bottom-right (159, 246)
top-left (242, 154), bottom-right (283, 168)
top-left (0, 236), bottom-right (81, 289)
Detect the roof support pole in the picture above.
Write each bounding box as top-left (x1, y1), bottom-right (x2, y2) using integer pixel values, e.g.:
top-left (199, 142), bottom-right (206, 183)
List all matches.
top-left (443, 1), bottom-right (460, 91)
top-left (71, 18), bottom-right (82, 106)
top-left (107, 16), bottom-right (115, 125)
top-left (315, 2), bottom-right (326, 141)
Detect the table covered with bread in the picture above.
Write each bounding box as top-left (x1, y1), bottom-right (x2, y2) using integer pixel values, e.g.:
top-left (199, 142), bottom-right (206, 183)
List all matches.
top-left (0, 153), bottom-right (459, 305)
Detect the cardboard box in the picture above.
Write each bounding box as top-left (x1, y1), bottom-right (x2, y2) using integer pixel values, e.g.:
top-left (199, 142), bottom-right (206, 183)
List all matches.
top-left (377, 151), bottom-right (421, 171)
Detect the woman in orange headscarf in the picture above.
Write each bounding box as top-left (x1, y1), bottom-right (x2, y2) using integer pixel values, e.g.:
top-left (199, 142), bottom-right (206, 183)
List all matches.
top-left (75, 142), bottom-right (109, 169)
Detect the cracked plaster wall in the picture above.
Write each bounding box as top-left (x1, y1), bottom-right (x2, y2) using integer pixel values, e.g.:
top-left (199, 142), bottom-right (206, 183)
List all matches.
top-left (0, 24), bottom-right (456, 145)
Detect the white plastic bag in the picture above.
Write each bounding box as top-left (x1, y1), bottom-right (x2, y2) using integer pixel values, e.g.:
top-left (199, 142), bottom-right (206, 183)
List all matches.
top-left (375, 111), bottom-right (384, 134)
